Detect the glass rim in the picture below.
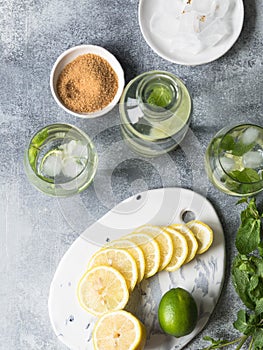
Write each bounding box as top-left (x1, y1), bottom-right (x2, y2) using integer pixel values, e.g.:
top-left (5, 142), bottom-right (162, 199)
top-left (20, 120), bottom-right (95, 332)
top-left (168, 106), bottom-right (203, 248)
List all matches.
top-left (218, 123), bottom-right (263, 185)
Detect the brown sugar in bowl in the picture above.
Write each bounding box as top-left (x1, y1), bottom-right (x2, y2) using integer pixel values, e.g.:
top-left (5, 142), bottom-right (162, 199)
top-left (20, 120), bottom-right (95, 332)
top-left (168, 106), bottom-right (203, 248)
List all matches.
top-left (50, 45), bottom-right (125, 118)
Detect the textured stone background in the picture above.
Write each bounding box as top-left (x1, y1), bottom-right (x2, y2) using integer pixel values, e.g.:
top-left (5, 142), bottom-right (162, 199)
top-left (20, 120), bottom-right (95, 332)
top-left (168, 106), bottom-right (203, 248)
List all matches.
top-left (0, 0), bottom-right (262, 349)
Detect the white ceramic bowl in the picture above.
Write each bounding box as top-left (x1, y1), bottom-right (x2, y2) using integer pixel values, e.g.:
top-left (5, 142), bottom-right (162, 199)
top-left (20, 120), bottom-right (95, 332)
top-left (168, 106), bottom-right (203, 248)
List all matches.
top-left (138, 0), bottom-right (244, 66)
top-left (50, 45), bottom-right (125, 118)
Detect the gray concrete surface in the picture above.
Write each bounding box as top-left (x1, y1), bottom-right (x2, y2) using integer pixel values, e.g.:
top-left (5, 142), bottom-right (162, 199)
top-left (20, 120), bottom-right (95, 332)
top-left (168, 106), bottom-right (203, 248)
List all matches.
top-left (0, 0), bottom-right (262, 349)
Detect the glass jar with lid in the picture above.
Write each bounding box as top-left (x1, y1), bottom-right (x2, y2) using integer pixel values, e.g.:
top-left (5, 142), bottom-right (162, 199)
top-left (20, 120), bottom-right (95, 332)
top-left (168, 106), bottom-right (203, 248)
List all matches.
top-left (119, 71), bottom-right (192, 157)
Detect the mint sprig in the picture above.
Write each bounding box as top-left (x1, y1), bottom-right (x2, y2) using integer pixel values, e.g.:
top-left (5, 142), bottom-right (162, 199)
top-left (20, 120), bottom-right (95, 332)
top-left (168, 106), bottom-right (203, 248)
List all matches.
top-left (202, 198), bottom-right (263, 349)
top-left (220, 134), bottom-right (255, 156)
top-left (147, 86), bottom-right (172, 108)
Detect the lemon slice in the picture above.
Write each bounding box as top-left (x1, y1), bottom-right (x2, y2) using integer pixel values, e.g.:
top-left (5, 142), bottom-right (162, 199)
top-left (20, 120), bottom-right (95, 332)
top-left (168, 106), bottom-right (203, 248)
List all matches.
top-left (77, 266), bottom-right (129, 316)
top-left (106, 239), bottom-right (145, 283)
top-left (134, 225), bottom-right (173, 271)
top-left (186, 220), bottom-right (214, 254)
top-left (169, 224), bottom-right (198, 264)
top-left (87, 248), bottom-right (138, 291)
top-left (163, 227), bottom-right (188, 272)
top-left (125, 232), bottom-right (160, 279)
top-left (92, 310), bottom-right (147, 350)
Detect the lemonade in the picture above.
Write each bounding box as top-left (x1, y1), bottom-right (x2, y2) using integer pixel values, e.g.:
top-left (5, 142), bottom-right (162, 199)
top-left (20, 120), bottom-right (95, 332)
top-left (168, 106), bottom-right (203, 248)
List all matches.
top-left (205, 124), bottom-right (263, 196)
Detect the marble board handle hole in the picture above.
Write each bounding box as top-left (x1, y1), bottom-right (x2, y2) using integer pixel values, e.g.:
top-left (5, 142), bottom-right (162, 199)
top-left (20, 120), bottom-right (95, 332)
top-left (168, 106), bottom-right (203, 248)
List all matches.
top-left (181, 210), bottom-right (196, 223)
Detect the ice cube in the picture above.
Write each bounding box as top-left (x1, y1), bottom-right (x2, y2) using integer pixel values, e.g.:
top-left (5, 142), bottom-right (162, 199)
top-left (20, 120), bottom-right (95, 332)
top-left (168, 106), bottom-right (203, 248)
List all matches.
top-left (242, 151), bottom-right (263, 169)
top-left (192, 0), bottom-right (214, 15)
top-left (177, 11), bottom-right (200, 34)
top-left (71, 142), bottom-right (88, 159)
top-left (214, 0), bottom-right (230, 18)
top-left (127, 105), bottom-right (144, 124)
top-left (150, 12), bottom-right (180, 40)
top-left (220, 156), bottom-right (235, 172)
top-left (170, 33), bottom-right (202, 54)
top-left (41, 151), bottom-right (63, 177)
top-left (60, 140), bottom-right (88, 159)
top-left (163, 0), bottom-right (186, 16)
top-left (241, 127), bottom-right (260, 145)
top-left (66, 140), bottom-right (78, 155)
top-left (62, 157), bottom-right (85, 178)
top-left (198, 18), bottom-right (228, 47)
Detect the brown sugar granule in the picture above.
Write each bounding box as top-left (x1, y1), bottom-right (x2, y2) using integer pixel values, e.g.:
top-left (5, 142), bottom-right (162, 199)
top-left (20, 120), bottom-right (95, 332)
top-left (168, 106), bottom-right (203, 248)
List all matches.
top-left (57, 53), bottom-right (119, 113)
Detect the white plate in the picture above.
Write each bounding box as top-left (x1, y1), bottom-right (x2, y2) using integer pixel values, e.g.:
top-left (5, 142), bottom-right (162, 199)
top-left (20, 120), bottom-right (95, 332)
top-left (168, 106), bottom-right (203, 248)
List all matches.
top-left (49, 188), bottom-right (225, 350)
top-left (138, 0), bottom-right (244, 65)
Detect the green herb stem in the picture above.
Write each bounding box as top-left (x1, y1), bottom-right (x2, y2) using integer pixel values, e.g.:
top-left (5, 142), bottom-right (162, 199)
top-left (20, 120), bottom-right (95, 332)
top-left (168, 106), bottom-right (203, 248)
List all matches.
top-left (203, 198), bottom-right (263, 350)
top-left (248, 337), bottom-right (254, 350)
top-left (236, 335), bottom-right (248, 350)
top-left (202, 336), bottom-right (248, 349)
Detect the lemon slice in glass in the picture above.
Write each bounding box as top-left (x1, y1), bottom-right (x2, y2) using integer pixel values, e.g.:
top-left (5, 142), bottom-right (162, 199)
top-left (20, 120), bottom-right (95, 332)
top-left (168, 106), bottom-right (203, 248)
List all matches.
top-left (163, 227), bottom-right (188, 272)
top-left (134, 225), bottom-right (173, 271)
top-left (77, 266), bottom-right (129, 316)
top-left (125, 232), bottom-right (160, 279)
top-left (92, 310), bottom-right (146, 350)
top-left (169, 223), bottom-right (198, 263)
top-left (106, 239), bottom-right (145, 283)
top-left (186, 220), bottom-right (214, 254)
top-left (87, 248), bottom-right (138, 291)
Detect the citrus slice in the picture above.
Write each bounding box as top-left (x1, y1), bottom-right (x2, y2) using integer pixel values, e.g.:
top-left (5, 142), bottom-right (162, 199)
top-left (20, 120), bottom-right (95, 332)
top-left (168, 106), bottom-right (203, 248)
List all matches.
top-left (87, 248), bottom-right (138, 291)
top-left (163, 227), bottom-right (188, 272)
top-left (134, 225), bottom-right (173, 271)
top-left (124, 232), bottom-right (160, 279)
top-left (77, 266), bottom-right (129, 316)
top-left (169, 224), bottom-right (198, 263)
top-left (106, 239), bottom-right (145, 283)
top-left (92, 310), bottom-right (147, 350)
top-left (186, 220), bottom-right (214, 254)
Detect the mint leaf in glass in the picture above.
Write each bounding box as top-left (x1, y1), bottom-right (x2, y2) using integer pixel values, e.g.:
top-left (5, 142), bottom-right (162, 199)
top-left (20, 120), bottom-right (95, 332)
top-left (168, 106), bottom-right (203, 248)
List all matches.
top-left (229, 168), bottom-right (261, 183)
top-left (220, 134), bottom-right (235, 151)
top-left (147, 86), bottom-right (172, 108)
top-left (232, 142), bottom-right (255, 157)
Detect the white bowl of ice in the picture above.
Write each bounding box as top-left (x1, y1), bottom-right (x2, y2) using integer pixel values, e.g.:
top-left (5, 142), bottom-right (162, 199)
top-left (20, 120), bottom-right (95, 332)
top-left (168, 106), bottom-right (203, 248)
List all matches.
top-left (139, 0), bottom-right (244, 65)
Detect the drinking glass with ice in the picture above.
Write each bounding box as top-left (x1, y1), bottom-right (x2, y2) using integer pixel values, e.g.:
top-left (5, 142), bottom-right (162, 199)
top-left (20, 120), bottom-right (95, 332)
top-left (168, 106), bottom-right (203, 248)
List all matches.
top-left (205, 124), bottom-right (263, 196)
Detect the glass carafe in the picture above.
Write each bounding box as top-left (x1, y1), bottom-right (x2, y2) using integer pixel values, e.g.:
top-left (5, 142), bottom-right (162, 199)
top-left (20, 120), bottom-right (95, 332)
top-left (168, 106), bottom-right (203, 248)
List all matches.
top-left (119, 71), bottom-right (192, 157)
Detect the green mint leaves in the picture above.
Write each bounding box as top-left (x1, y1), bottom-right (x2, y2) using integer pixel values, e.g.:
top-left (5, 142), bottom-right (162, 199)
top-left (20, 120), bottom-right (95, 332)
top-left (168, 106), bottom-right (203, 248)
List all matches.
top-left (232, 255), bottom-right (263, 311)
top-left (235, 218), bottom-right (261, 255)
top-left (229, 169), bottom-right (261, 184)
top-left (220, 133), bottom-right (255, 156)
top-left (202, 336), bottom-right (230, 349)
top-left (147, 86), bottom-right (172, 108)
top-left (202, 198), bottom-right (263, 349)
top-left (235, 198), bottom-right (261, 255)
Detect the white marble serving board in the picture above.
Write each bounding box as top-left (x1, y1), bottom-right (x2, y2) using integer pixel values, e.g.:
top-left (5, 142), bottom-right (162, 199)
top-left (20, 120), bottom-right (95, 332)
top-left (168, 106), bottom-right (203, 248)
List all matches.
top-left (48, 187), bottom-right (225, 350)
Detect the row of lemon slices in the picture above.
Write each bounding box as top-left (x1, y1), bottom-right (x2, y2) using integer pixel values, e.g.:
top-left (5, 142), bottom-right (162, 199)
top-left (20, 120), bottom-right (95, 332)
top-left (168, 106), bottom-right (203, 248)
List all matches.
top-left (78, 220), bottom-right (213, 316)
top-left (78, 220), bottom-right (213, 350)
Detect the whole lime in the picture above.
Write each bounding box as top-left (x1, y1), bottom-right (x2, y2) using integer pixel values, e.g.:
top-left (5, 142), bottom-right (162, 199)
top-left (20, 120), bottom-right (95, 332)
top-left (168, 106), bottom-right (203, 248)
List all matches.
top-left (158, 287), bottom-right (198, 337)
